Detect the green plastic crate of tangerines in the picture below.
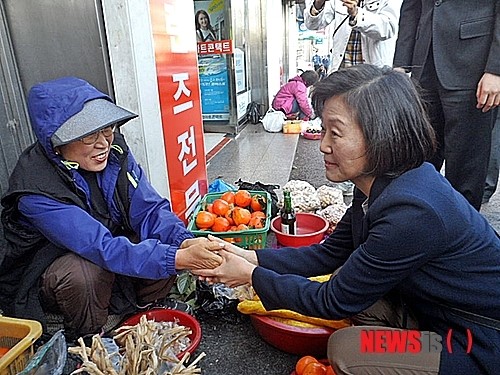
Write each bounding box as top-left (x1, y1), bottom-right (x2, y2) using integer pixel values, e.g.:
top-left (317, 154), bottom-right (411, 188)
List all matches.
top-left (187, 190), bottom-right (272, 250)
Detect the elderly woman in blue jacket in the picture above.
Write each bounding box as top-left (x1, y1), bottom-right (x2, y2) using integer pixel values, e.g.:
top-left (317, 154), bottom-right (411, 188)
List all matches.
top-left (194, 65), bottom-right (500, 374)
top-left (0, 77), bottom-right (222, 339)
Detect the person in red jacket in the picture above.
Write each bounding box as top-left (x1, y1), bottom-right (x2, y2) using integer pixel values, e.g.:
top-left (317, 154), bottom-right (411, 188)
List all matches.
top-left (272, 70), bottom-right (319, 120)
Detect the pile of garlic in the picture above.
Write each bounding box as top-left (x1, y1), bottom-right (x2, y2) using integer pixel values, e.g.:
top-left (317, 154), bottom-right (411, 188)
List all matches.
top-left (283, 180), bottom-right (321, 212)
top-left (316, 185), bottom-right (344, 208)
top-left (282, 180), bottom-right (349, 232)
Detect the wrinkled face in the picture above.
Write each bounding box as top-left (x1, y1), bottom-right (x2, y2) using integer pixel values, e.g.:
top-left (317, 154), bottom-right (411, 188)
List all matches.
top-left (57, 128), bottom-right (114, 172)
top-left (319, 96), bottom-right (371, 188)
top-left (198, 13), bottom-right (209, 29)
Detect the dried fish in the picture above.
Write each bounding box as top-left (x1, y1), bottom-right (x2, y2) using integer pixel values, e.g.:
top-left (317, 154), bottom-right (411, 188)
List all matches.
top-left (68, 315), bottom-right (204, 374)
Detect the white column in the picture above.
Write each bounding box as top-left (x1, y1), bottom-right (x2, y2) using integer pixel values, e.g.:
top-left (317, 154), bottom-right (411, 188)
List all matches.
top-left (286, 4), bottom-right (299, 79)
top-left (101, 0), bottom-right (171, 198)
top-left (266, 0), bottom-right (283, 107)
top-left (266, 1), bottom-right (298, 107)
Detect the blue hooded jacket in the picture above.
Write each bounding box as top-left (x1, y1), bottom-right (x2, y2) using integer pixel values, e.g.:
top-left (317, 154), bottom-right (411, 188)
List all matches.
top-left (1, 77), bottom-right (193, 283)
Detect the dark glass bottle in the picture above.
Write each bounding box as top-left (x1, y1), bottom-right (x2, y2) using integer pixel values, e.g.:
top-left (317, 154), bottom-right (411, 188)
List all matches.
top-left (280, 190), bottom-right (296, 235)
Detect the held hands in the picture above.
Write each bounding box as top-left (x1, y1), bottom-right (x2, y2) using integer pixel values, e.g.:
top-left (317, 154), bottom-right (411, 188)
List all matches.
top-left (179, 237), bottom-right (212, 249)
top-left (191, 249), bottom-right (256, 288)
top-left (206, 234), bottom-right (258, 265)
top-left (175, 237), bottom-right (224, 270)
top-left (476, 72), bottom-right (500, 113)
top-left (191, 234), bottom-right (259, 287)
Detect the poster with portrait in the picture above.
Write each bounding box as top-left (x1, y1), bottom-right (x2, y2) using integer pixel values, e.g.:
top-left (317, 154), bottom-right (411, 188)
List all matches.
top-left (194, 0), bottom-right (225, 42)
top-left (194, 0), bottom-right (231, 121)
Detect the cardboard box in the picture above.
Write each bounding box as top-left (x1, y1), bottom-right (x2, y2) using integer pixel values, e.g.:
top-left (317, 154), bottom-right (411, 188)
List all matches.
top-left (283, 120), bottom-right (302, 134)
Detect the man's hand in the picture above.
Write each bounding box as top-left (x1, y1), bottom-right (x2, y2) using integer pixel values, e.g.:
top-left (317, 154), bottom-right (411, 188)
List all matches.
top-left (180, 237), bottom-right (213, 249)
top-left (175, 237), bottom-right (224, 270)
top-left (311, 0), bottom-right (327, 15)
top-left (342, 0), bottom-right (358, 17)
top-left (476, 72), bottom-right (500, 113)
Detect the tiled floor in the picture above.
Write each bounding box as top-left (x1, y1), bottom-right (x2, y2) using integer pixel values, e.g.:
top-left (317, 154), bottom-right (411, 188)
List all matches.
top-left (205, 124), bottom-right (299, 191)
top-left (203, 133), bottom-right (226, 156)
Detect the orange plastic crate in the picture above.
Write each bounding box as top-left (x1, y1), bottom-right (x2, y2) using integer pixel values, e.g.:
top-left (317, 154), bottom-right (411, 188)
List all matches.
top-left (0, 317), bottom-right (42, 375)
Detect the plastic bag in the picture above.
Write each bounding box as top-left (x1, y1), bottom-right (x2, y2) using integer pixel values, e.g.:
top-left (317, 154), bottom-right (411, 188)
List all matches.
top-left (234, 179), bottom-right (280, 217)
top-left (18, 330), bottom-right (67, 375)
top-left (261, 108), bottom-right (285, 133)
top-left (208, 178), bottom-right (236, 193)
top-left (195, 280), bottom-right (240, 322)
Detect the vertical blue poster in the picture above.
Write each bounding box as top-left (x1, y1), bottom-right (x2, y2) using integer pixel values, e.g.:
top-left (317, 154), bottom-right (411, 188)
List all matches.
top-left (194, 0), bottom-right (230, 121)
top-left (198, 55), bottom-right (230, 121)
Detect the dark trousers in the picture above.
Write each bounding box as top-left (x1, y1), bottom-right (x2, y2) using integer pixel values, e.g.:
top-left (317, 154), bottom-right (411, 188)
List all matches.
top-left (484, 112), bottom-right (500, 201)
top-left (418, 56), bottom-right (496, 210)
top-left (40, 252), bottom-right (174, 336)
top-left (291, 99), bottom-right (307, 120)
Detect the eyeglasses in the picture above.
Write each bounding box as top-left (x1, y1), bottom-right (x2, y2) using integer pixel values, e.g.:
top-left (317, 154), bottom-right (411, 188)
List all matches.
top-left (80, 125), bottom-right (116, 145)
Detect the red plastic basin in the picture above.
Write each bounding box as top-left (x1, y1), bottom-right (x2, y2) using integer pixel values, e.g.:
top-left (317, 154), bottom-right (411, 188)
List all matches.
top-left (120, 308), bottom-right (201, 359)
top-left (302, 132), bottom-right (322, 140)
top-left (271, 212), bottom-right (329, 247)
top-left (250, 315), bottom-right (335, 358)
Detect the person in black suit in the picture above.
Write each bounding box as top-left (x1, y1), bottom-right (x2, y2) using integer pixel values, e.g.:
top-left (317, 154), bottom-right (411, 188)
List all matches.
top-left (393, 0), bottom-right (500, 210)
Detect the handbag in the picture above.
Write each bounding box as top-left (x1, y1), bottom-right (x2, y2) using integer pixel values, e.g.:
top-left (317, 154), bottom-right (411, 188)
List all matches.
top-left (234, 178), bottom-right (280, 217)
top-left (246, 101), bottom-right (262, 124)
top-left (261, 108), bottom-right (285, 133)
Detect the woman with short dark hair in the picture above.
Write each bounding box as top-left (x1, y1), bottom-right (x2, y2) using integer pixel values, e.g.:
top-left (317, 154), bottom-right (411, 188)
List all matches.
top-left (311, 64), bottom-right (436, 177)
top-left (195, 64), bottom-right (500, 374)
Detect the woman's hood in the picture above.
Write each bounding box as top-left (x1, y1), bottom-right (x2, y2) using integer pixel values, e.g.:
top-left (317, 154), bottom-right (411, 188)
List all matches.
top-left (289, 75), bottom-right (305, 84)
top-left (27, 76), bottom-right (110, 157)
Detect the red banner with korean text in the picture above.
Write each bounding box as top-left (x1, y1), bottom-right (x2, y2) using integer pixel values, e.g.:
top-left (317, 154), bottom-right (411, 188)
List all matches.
top-left (149, 0), bottom-right (208, 223)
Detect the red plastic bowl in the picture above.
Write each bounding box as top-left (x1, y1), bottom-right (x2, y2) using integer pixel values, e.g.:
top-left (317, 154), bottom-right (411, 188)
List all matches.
top-left (120, 308), bottom-right (202, 358)
top-left (302, 132), bottom-right (322, 140)
top-left (271, 212), bottom-right (329, 247)
top-left (250, 315), bottom-right (335, 357)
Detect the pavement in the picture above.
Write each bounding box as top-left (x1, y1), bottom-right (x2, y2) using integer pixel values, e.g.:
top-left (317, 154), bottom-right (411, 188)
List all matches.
top-left (196, 125), bottom-right (302, 374)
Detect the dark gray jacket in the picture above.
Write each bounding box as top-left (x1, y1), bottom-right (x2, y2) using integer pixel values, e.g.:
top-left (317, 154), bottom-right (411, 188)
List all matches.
top-left (393, 0), bottom-right (500, 90)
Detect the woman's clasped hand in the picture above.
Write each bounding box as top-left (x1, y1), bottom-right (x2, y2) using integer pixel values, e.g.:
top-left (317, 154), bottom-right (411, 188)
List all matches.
top-left (192, 235), bottom-right (257, 288)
